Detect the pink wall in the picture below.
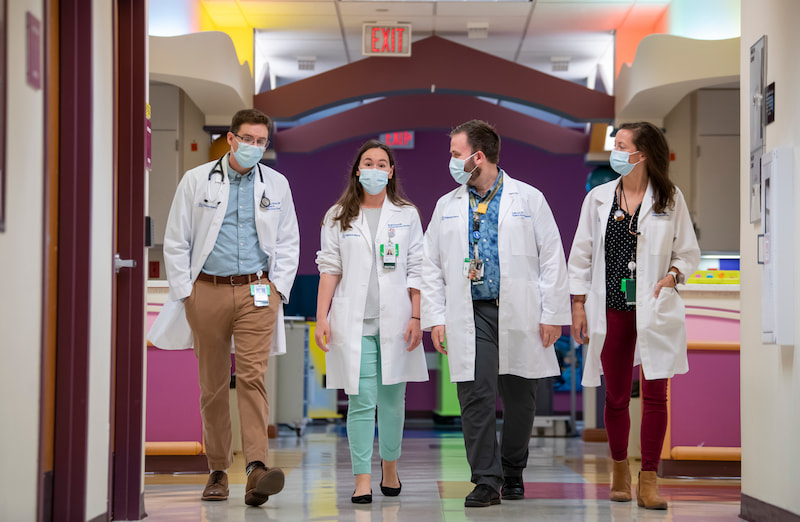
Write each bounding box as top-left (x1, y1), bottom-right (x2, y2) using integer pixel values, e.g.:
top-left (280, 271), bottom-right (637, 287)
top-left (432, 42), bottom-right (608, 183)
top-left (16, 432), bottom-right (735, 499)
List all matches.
top-left (670, 350), bottom-right (741, 447)
top-left (686, 312), bottom-right (740, 342)
top-left (670, 310), bottom-right (741, 448)
top-left (146, 311), bottom-right (203, 443)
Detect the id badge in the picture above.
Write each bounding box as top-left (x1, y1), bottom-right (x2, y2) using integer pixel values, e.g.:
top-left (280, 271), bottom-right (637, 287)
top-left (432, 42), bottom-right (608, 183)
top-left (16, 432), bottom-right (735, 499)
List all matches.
top-left (468, 258), bottom-right (484, 284)
top-left (621, 278), bottom-right (636, 305)
top-left (380, 243), bottom-right (398, 269)
top-left (252, 284), bottom-right (270, 307)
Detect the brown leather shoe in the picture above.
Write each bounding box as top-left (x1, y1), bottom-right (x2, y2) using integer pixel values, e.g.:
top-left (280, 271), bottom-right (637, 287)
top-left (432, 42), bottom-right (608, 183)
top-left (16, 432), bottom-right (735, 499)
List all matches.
top-left (201, 471), bottom-right (229, 501)
top-left (245, 465), bottom-right (285, 506)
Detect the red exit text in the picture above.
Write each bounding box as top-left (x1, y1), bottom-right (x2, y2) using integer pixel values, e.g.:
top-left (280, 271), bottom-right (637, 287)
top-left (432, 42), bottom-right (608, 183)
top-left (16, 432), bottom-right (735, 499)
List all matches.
top-left (362, 23), bottom-right (412, 57)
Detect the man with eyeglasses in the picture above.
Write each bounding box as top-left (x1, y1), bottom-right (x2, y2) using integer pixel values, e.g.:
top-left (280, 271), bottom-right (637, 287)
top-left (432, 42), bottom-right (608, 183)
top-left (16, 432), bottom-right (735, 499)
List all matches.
top-left (155, 108), bottom-right (299, 506)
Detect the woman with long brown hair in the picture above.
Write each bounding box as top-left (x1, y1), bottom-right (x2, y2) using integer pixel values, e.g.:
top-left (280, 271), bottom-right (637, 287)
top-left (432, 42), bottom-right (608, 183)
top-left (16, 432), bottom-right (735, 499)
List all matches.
top-left (315, 140), bottom-right (428, 503)
top-left (568, 122), bottom-right (700, 510)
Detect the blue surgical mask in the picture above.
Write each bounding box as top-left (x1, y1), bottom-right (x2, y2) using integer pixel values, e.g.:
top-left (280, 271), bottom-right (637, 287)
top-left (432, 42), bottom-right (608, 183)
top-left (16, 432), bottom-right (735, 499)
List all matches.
top-left (449, 152), bottom-right (478, 185)
top-left (358, 168), bottom-right (389, 195)
top-left (233, 142), bottom-right (265, 170)
top-left (609, 149), bottom-right (642, 177)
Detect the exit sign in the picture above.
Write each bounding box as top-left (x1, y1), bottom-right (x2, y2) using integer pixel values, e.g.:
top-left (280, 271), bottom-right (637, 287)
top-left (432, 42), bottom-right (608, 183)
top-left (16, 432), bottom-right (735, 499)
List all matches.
top-left (379, 131), bottom-right (415, 149)
top-left (362, 23), bottom-right (412, 57)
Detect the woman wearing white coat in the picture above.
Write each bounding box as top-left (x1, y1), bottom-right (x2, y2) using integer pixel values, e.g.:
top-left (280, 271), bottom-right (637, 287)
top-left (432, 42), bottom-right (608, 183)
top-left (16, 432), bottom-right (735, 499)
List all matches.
top-left (315, 140), bottom-right (428, 504)
top-left (568, 122), bottom-right (700, 510)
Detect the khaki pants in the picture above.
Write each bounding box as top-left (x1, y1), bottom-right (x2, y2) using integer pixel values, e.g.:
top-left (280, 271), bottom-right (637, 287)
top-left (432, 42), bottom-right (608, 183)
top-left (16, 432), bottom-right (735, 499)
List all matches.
top-left (184, 278), bottom-right (278, 471)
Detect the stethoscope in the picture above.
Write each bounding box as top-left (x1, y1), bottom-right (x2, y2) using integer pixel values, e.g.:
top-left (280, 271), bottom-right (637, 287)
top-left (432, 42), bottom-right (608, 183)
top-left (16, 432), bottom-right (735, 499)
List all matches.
top-left (205, 155), bottom-right (271, 209)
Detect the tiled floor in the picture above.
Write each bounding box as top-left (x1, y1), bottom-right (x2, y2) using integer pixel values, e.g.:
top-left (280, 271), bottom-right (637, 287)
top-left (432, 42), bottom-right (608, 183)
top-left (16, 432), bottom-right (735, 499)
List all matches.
top-left (142, 422), bottom-right (742, 521)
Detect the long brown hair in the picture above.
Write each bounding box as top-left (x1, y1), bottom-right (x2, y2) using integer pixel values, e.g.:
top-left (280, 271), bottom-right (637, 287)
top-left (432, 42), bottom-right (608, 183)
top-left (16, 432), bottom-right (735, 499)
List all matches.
top-left (330, 140), bottom-right (415, 230)
top-left (619, 122), bottom-right (675, 214)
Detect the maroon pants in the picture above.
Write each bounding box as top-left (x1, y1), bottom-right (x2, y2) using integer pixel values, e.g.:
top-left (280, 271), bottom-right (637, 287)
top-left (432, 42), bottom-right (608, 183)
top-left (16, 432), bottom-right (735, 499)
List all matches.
top-left (600, 308), bottom-right (668, 472)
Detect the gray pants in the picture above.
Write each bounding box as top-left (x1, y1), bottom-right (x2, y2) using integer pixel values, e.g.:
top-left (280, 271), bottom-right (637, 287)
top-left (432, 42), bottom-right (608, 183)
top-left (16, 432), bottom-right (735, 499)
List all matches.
top-left (456, 300), bottom-right (538, 492)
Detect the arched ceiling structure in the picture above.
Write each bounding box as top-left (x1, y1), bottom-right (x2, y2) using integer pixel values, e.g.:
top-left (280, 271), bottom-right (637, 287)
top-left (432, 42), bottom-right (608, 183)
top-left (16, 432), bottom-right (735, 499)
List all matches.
top-left (255, 36), bottom-right (614, 123)
top-left (256, 36), bottom-right (611, 154)
top-left (273, 94), bottom-right (589, 155)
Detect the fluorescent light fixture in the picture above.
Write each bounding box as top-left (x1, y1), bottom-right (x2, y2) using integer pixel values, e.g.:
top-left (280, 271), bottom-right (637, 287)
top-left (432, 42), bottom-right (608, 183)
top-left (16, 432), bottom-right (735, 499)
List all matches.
top-left (467, 22), bottom-right (489, 39)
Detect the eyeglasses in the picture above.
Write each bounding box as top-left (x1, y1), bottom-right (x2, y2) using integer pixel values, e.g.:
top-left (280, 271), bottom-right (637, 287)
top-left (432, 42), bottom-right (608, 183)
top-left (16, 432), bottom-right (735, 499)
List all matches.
top-left (234, 133), bottom-right (269, 148)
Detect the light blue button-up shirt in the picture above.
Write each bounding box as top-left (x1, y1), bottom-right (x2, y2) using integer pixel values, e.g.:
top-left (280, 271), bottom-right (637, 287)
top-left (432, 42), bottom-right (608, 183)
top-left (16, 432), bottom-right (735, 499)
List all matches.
top-left (202, 159), bottom-right (269, 276)
top-left (468, 169), bottom-right (503, 301)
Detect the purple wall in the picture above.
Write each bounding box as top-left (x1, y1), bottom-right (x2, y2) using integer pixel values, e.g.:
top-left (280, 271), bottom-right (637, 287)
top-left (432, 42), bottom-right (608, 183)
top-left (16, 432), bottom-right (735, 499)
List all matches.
top-left (271, 129), bottom-right (590, 275)
top-left (670, 350), bottom-right (741, 447)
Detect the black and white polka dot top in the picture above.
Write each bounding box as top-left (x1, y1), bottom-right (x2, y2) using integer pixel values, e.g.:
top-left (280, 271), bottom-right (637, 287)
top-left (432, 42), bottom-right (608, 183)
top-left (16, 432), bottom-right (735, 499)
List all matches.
top-left (605, 191), bottom-right (640, 311)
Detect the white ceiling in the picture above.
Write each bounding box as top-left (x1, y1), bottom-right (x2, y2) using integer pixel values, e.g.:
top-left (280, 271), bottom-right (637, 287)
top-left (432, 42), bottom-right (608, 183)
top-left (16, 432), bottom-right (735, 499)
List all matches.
top-left (197, 0), bottom-right (672, 94)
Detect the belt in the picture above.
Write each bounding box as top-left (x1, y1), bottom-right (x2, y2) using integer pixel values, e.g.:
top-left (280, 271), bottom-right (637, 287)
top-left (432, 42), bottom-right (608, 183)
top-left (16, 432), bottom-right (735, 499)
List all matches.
top-left (196, 272), bottom-right (266, 286)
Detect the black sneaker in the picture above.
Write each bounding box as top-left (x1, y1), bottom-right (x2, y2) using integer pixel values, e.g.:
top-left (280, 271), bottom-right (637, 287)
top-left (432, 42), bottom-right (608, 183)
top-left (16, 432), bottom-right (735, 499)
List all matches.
top-left (501, 476), bottom-right (525, 500)
top-left (465, 484), bottom-right (501, 507)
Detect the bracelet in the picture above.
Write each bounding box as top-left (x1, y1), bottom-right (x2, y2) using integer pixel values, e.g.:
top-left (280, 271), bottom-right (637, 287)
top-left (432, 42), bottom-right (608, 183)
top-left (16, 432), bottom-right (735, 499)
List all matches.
top-left (411, 316), bottom-right (420, 320)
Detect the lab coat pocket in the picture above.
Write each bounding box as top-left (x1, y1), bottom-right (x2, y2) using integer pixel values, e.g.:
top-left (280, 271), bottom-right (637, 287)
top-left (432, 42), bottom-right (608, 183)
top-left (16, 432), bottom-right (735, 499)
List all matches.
top-left (654, 286), bottom-right (685, 329)
top-left (648, 220), bottom-right (673, 256)
top-left (510, 213), bottom-right (537, 257)
top-left (328, 296), bottom-right (352, 349)
top-left (511, 236), bottom-right (537, 257)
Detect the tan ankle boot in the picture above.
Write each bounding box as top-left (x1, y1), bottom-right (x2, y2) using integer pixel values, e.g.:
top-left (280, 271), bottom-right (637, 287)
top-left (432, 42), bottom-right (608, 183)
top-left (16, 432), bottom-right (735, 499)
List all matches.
top-left (609, 459), bottom-right (632, 502)
top-left (637, 470), bottom-right (668, 510)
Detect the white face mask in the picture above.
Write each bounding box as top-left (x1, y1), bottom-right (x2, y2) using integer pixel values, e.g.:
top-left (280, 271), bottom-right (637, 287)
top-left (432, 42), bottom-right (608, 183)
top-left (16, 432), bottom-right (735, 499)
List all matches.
top-left (609, 149), bottom-right (642, 177)
top-left (358, 168), bottom-right (389, 195)
top-left (449, 152), bottom-right (478, 185)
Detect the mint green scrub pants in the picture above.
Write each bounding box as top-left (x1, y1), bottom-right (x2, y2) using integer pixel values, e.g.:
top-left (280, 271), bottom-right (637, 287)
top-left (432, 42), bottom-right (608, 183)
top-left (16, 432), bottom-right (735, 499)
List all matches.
top-left (347, 335), bottom-right (406, 475)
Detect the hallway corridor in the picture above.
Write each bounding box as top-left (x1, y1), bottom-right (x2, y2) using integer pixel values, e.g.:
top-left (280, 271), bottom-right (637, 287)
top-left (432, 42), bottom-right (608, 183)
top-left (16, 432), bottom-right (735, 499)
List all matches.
top-left (142, 422), bottom-right (741, 521)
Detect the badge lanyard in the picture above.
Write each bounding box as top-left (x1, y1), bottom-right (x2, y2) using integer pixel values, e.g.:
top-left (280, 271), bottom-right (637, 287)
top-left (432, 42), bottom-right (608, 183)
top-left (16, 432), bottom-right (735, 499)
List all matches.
top-left (466, 175), bottom-right (503, 282)
top-left (617, 185), bottom-right (640, 305)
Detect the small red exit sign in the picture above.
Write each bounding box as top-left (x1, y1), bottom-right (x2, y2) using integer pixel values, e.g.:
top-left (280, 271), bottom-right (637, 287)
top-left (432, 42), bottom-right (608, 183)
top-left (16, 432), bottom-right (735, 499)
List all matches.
top-left (362, 23), bottom-right (412, 57)
top-left (379, 131), bottom-right (415, 149)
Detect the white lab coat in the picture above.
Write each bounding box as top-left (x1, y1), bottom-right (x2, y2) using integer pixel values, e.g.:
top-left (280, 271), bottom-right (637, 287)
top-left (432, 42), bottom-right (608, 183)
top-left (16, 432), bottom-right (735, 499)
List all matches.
top-left (148, 154), bottom-right (300, 356)
top-left (316, 199), bottom-right (429, 395)
top-left (421, 173), bottom-right (571, 382)
top-left (567, 179), bottom-right (700, 386)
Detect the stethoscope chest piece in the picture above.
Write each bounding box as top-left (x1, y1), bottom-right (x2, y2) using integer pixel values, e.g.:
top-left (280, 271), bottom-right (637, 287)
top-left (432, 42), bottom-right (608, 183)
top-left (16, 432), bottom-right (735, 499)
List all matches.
top-left (259, 192), bottom-right (271, 209)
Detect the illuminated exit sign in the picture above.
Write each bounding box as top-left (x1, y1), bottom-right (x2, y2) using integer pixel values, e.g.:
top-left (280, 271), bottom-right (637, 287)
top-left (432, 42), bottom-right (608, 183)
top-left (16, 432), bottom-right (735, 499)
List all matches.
top-left (379, 131), bottom-right (415, 149)
top-left (362, 23), bottom-right (412, 57)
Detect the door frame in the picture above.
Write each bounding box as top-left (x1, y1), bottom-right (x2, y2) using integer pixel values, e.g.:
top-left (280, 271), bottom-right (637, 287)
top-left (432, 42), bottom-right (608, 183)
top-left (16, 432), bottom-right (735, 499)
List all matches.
top-left (111, 0), bottom-right (147, 519)
top-left (51, 0), bottom-right (94, 520)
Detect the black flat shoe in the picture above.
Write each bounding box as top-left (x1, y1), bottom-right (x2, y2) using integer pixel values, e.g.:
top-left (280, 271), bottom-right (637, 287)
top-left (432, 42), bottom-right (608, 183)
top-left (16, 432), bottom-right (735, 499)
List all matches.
top-left (351, 490), bottom-right (372, 504)
top-left (380, 460), bottom-right (402, 497)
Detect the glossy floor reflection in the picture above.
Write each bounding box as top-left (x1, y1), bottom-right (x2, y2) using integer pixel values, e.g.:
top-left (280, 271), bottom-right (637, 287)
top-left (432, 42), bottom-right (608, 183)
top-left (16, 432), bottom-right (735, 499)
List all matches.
top-left (143, 422), bottom-right (742, 521)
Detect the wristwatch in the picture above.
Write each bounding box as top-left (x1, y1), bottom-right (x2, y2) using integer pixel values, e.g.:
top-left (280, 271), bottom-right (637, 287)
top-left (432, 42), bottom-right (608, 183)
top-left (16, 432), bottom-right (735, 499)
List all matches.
top-left (668, 270), bottom-right (680, 284)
